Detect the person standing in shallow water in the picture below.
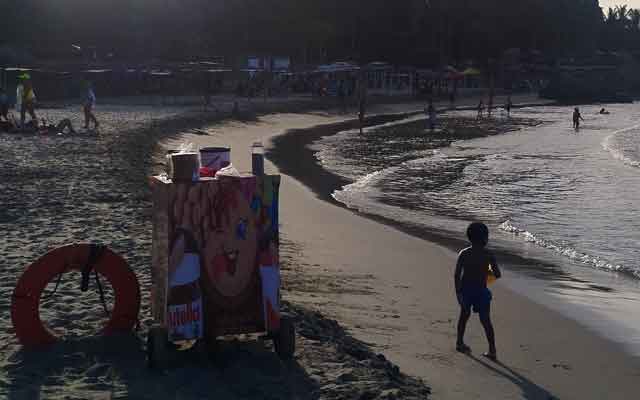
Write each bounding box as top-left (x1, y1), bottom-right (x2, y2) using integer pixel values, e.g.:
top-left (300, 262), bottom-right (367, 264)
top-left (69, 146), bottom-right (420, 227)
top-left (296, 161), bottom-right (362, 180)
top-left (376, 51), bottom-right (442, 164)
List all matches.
top-left (425, 99), bottom-right (436, 131)
top-left (573, 107), bottom-right (584, 130)
top-left (357, 75), bottom-right (367, 134)
top-left (454, 222), bottom-right (502, 360)
top-left (477, 100), bottom-right (484, 119)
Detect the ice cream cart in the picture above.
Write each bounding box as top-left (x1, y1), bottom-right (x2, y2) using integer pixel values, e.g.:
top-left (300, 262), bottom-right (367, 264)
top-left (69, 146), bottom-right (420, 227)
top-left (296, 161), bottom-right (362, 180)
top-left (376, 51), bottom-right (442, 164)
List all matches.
top-left (147, 171), bottom-right (294, 368)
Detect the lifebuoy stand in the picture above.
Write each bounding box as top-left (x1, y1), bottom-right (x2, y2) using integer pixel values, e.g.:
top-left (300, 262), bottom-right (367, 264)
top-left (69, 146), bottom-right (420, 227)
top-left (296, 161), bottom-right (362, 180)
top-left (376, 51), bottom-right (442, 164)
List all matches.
top-left (11, 244), bottom-right (141, 347)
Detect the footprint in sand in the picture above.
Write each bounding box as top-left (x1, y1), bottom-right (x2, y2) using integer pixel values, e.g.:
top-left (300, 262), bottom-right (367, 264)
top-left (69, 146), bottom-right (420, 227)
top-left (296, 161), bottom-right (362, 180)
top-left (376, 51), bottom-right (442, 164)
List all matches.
top-left (552, 362), bottom-right (572, 371)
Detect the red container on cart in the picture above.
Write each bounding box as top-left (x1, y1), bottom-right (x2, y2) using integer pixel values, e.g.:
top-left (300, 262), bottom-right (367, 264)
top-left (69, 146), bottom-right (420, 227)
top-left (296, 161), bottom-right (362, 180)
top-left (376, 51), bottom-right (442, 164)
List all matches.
top-left (167, 229), bottom-right (203, 341)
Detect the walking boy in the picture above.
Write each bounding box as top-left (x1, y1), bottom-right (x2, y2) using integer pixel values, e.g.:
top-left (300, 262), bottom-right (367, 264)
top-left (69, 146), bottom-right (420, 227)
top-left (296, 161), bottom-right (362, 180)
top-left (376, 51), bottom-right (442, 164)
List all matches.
top-left (454, 222), bottom-right (501, 360)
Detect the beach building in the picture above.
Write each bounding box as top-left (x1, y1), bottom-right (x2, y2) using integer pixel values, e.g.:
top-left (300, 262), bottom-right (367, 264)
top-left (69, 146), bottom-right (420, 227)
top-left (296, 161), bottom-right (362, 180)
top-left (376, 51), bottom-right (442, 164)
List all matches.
top-left (0, 59), bottom-right (233, 105)
top-left (364, 62), bottom-right (414, 96)
top-left (312, 62), bottom-right (360, 97)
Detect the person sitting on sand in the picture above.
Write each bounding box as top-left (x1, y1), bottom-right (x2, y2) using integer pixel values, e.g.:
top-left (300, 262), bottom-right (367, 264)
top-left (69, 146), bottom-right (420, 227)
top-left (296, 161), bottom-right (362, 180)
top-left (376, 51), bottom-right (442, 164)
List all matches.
top-left (599, 108), bottom-right (610, 115)
top-left (38, 118), bottom-right (76, 135)
top-left (455, 222), bottom-right (502, 360)
top-left (573, 107), bottom-right (584, 129)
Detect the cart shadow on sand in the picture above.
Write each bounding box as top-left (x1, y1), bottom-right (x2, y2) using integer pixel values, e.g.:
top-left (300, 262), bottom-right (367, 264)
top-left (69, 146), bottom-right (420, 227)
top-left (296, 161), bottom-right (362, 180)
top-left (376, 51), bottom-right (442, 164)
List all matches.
top-left (6, 333), bottom-right (317, 399)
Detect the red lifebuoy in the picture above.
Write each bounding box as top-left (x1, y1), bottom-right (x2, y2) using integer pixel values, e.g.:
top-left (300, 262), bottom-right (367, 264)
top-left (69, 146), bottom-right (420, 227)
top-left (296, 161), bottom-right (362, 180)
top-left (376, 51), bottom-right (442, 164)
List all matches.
top-left (11, 244), bottom-right (141, 347)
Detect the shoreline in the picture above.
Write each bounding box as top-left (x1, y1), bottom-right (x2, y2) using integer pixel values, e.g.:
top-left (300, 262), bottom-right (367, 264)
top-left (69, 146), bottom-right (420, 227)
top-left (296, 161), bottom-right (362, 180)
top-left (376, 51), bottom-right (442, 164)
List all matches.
top-left (265, 104), bottom-right (640, 345)
top-left (169, 96), bottom-right (640, 399)
top-left (266, 111), bottom-right (592, 291)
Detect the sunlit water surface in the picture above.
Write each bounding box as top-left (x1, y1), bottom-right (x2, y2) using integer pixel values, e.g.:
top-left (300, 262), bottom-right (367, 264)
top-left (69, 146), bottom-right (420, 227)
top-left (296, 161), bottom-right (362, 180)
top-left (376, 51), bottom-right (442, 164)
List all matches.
top-left (312, 104), bottom-right (640, 355)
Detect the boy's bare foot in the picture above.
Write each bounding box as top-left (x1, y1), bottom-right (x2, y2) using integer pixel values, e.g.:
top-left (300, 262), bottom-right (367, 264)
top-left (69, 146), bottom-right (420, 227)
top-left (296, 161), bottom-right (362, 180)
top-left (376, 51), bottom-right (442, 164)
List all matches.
top-left (482, 352), bottom-right (497, 361)
top-left (456, 343), bottom-right (471, 353)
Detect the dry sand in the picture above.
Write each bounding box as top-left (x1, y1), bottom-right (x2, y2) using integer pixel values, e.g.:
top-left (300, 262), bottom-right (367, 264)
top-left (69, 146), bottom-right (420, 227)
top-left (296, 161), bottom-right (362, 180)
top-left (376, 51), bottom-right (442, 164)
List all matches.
top-left (0, 99), bottom-right (431, 399)
top-left (168, 95), bottom-right (640, 400)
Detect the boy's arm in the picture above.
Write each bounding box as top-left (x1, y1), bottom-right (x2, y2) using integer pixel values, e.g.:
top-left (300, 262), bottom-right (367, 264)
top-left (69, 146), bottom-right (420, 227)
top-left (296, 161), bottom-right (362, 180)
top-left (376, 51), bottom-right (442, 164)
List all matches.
top-left (454, 254), bottom-right (464, 293)
top-left (489, 252), bottom-right (502, 279)
top-left (454, 254), bottom-right (465, 306)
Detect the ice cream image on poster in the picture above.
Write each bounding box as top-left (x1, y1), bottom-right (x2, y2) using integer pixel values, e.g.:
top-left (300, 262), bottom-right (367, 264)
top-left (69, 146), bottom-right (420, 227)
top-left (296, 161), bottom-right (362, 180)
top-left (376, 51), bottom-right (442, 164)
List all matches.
top-left (167, 229), bottom-right (203, 341)
top-left (204, 187), bottom-right (258, 300)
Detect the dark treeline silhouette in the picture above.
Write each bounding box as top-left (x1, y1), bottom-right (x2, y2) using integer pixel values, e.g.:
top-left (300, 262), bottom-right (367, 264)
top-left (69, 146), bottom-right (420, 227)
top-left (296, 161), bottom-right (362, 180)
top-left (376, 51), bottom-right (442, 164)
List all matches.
top-left (0, 1), bottom-right (639, 66)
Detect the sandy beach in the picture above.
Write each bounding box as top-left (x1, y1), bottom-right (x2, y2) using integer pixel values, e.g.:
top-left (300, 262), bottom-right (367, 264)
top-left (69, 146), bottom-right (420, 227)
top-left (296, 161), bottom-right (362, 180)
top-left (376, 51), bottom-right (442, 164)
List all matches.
top-left (0, 98), bottom-right (432, 399)
top-left (1, 94), bottom-right (638, 399)
top-left (168, 95), bottom-right (640, 400)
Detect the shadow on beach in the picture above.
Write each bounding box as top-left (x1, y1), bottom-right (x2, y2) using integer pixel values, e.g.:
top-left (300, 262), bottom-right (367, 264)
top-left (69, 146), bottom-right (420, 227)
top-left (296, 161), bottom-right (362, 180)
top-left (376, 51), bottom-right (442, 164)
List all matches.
top-left (3, 301), bottom-right (433, 399)
top-left (467, 354), bottom-right (558, 400)
top-left (4, 334), bottom-right (317, 400)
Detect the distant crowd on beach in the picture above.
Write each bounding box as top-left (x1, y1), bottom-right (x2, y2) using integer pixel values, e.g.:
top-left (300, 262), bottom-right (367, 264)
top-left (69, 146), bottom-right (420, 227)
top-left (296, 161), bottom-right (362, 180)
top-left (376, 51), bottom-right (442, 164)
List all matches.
top-left (420, 95), bottom-right (613, 133)
top-left (0, 73), bottom-right (99, 135)
top-left (475, 97), bottom-right (513, 119)
top-left (421, 95), bottom-right (515, 132)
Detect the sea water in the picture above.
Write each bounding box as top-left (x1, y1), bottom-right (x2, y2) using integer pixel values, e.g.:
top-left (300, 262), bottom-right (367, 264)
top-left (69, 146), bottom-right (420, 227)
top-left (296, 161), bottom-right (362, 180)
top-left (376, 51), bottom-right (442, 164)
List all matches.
top-left (311, 104), bottom-right (640, 355)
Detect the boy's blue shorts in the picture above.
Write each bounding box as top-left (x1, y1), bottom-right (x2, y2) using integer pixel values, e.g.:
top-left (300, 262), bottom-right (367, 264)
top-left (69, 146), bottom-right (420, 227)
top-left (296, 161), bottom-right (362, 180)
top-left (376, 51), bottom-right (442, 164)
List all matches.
top-left (460, 287), bottom-right (492, 314)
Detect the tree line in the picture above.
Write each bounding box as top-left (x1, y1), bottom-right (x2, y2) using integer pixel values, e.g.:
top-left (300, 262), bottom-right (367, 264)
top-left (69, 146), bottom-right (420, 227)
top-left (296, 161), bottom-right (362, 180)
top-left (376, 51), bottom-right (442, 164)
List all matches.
top-left (1, 1), bottom-right (639, 66)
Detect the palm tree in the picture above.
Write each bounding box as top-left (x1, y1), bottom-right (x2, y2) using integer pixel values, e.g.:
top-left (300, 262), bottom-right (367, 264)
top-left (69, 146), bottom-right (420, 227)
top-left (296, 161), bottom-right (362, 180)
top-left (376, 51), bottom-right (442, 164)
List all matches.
top-left (629, 9), bottom-right (640, 32)
top-left (606, 7), bottom-right (617, 24)
top-left (615, 5), bottom-right (630, 24)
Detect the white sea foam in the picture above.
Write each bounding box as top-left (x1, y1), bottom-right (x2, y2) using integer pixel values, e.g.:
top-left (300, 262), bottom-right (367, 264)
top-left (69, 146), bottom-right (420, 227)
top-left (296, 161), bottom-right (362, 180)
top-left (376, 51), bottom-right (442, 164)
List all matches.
top-left (602, 124), bottom-right (640, 168)
top-left (499, 220), bottom-right (638, 279)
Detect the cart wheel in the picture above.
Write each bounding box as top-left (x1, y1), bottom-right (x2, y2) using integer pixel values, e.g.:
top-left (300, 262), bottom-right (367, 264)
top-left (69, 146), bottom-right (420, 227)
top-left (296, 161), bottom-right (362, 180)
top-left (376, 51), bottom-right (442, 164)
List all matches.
top-left (193, 339), bottom-right (213, 365)
top-left (147, 325), bottom-right (169, 370)
top-left (274, 316), bottom-right (296, 360)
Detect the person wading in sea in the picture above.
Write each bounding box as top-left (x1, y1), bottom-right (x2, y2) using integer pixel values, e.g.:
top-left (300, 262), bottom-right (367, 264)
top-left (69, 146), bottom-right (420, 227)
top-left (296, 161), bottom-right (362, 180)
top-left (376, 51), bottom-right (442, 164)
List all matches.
top-left (425, 99), bottom-right (436, 131)
top-left (573, 107), bottom-right (584, 130)
top-left (477, 100), bottom-right (484, 119)
top-left (357, 74), bottom-right (367, 133)
top-left (505, 96), bottom-right (513, 117)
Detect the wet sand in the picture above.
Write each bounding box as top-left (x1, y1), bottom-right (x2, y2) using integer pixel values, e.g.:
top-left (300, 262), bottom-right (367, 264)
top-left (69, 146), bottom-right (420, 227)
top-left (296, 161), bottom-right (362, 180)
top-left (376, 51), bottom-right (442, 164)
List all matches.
top-left (170, 95), bottom-right (640, 400)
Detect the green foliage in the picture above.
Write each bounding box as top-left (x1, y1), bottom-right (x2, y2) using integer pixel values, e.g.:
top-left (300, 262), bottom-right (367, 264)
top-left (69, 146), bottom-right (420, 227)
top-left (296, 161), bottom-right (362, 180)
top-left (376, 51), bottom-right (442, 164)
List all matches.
top-left (0, 1), bottom-right (637, 64)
